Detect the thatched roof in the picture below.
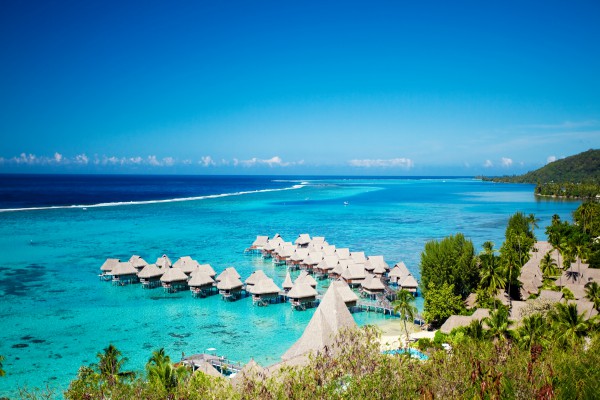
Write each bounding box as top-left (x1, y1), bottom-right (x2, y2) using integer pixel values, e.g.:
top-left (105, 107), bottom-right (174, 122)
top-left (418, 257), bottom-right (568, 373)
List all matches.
top-left (231, 359), bottom-right (265, 388)
top-left (304, 251), bottom-right (324, 266)
top-left (100, 258), bottom-right (120, 272)
top-left (350, 251), bottom-right (367, 263)
top-left (160, 267), bottom-right (188, 283)
top-left (251, 236), bottom-right (269, 248)
top-left (112, 262), bottom-right (138, 276)
top-left (332, 280), bottom-right (359, 304)
top-left (248, 278), bottom-right (281, 295)
top-left (538, 290), bottom-right (563, 303)
top-left (309, 237), bottom-right (326, 246)
top-left (316, 255), bottom-right (338, 271)
top-left (245, 270), bottom-right (269, 286)
top-left (156, 254), bottom-right (172, 269)
top-left (321, 245), bottom-right (337, 256)
top-left (277, 244), bottom-right (296, 258)
top-left (194, 360), bottom-right (222, 378)
top-left (295, 234), bottom-right (311, 246)
top-left (361, 274), bottom-right (385, 291)
top-left (440, 308), bottom-right (490, 334)
top-left (563, 282), bottom-right (587, 300)
top-left (129, 255), bottom-right (148, 269)
top-left (399, 274), bottom-right (418, 288)
top-left (509, 301), bottom-right (529, 323)
top-left (368, 255), bottom-right (389, 271)
top-left (519, 270), bottom-right (543, 298)
top-left (137, 264), bottom-right (163, 279)
top-left (341, 263), bottom-right (367, 281)
top-left (464, 293), bottom-right (477, 309)
top-left (282, 271), bottom-right (294, 290)
top-left (290, 248), bottom-right (309, 262)
top-left (216, 267), bottom-right (241, 282)
top-left (216, 274), bottom-right (243, 291)
top-left (335, 248), bottom-right (351, 260)
top-left (287, 282), bottom-right (318, 299)
top-left (173, 256), bottom-right (199, 274)
top-left (188, 271), bottom-right (214, 287)
top-left (282, 284), bottom-right (356, 361)
top-left (471, 308), bottom-right (490, 320)
top-left (569, 300), bottom-right (599, 320)
top-left (197, 264), bottom-right (216, 278)
top-left (263, 237), bottom-right (284, 251)
top-left (295, 271), bottom-right (318, 288)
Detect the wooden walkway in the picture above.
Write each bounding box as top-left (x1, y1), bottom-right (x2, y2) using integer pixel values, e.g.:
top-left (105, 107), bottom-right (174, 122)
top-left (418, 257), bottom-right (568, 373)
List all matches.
top-left (181, 353), bottom-right (244, 375)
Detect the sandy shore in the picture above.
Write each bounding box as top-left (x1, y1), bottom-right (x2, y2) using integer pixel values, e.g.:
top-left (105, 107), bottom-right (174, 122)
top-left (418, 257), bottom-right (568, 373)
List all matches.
top-left (372, 319), bottom-right (422, 350)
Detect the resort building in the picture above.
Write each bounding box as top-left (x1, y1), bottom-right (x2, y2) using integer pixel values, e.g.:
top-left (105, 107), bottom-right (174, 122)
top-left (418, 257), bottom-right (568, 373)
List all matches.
top-left (216, 267), bottom-right (241, 282)
top-left (321, 245), bottom-right (337, 256)
top-left (308, 236), bottom-right (327, 248)
top-left (398, 274), bottom-right (419, 294)
top-left (247, 278), bottom-right (282, 306)
top-left (173, 256), bottom-right (200, 276)
top-left (335, 248), bottom-right (351, 260)
top-left (366, 255), bottom-right (389, 276)
top-left (286, 282), bottom-right (318, 310)
top-left (440, 308), bottom-right (490, 334)
top-left (111, 261), bottom-right (139, 285)
top-left (99, 258), bottom-right (120, 280)
top-left (294, 233), bottom-right (311, 248)
top-left (217, 274), bottom-right (244, 301)
top-left (129, 255), bottom-right (149, 272)
top-left (388, 262), bottom-right (411, 284)
top-left (156, 254), bottom-right (172, 269)
top-left (246, 235), bottom-right (269, 252)
top-left (273, 243), bottom-right (295, 265)
top-left (340, 263), bottom-right (367, 287)
top-left (160, 267), bottom-right (189, 293)
top-left (302, 251), bottom-right (324, 272)
top-left (196, 264), bottom-right (216, 279)
top-left (314, 255), bottom-right (338, 279)
top-left (281, 284), bottom-right (356, 361)
top-left (261, 236), bottom-right (284, 258)
top-left (331, 280), bottom-right (359, 308)
top-left (137, 263), bottom-right (163, 288)
top-left (295, 270), bottom-right (318, 288)
top-left (360, 274), bottom-right (386, 298)
top-left (244, 270), bottom-right (269, 289)
top-left (282, 271), bottom-right (294, 293)
top-left (188, 270), bottom-right (216, 297)
top-left (289, 248), bottom-right (309, 268)
top-left (350, 251), bottom-right (367, 264)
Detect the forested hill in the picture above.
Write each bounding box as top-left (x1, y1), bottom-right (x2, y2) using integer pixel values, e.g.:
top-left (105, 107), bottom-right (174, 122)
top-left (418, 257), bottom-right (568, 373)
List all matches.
top-left (484, 149), bottom-right (600, 184)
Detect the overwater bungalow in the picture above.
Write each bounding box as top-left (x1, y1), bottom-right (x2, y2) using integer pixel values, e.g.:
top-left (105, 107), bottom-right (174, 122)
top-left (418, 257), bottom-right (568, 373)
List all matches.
top-left (360, 274), bottom-right (385, 298)
top-left (331, 280), bottom-right (359, 307)
top-left (246, 235), bottom-right (269, 252)
top-left (302, 251), bottom-right (324, 272)
top-left (335, 248), bottom-right (351, 260)
top-left (173, 256), bottom-right (200, 276)
top-left (156, 254), bottom-right (172, 269)
top-left (160, 268), bottom-right (189, 293)
top-left (99, 258), bottom-right (120, 280)
top-left (137, 263), bottom-right (163, 288)
top-left (308, 237), bottom-right (327, 248)
top-left (282, 271), bottom-right (294, 293)
top-left (188, 270), bottom-right (216, 297)
top-left (366, 255), bottom-right (389, 273)
top-left (350, 251), bottom-right (367, 264)
top-left (388, 262), bottom-right (411, 284)
top-left (216, 267), bottom-right (241, 282)
top-left (321, 244), bottom-right (336, 256)
top-left (111, 262), bottom-right (139, 285)
top-left (196, 264), bottom-right (217, 279)
top-left (295, 233), bottom-right (311, 248)
top-left (248, 278), bottom-right (282, 306)
top-left (329, 259), bottom-right (350, 279)
top-left (245, 270), bottom-right (269, 289)
top-left (261, 236), bottom-right (284, 258)
top-left (129, 255), bottom-right (149, 272)
top-left (371, 263), bottom-right (387, 278)
top-left (295, 270), bottom-right (318, 288)
top-left (341, 263), bottom-right (367, 287)
top-left (314, 255), bottom-right (338, 279)
top-left (288, 248), bottom-right (309, 268)
top-left (273, 243), bottom-right (295, 265)
top-left (286, 282), bottom-right (318, 310)
top-left (217, 274), bottom-right (244, 300)
top-left (398, 274), bottom-right (419, 294)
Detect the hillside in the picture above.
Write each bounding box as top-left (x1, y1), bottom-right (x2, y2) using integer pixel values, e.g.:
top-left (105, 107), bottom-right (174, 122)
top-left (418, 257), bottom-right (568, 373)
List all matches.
top-left (485, 149), bottom-right (600, 184)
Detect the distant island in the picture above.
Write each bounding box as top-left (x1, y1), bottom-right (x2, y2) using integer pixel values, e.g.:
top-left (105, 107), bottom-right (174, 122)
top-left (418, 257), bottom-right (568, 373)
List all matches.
top-left (479, 149), bottom-right (600, 199)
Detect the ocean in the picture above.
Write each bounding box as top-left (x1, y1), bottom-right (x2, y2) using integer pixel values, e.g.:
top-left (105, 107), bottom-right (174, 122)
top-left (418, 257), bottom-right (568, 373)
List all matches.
top-left (0, 174), bottom-right (581, 396)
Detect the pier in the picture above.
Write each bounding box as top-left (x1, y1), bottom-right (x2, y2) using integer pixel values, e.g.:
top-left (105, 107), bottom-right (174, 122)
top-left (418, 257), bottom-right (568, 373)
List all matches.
top-left (182, 353), bottom-right (244, 375)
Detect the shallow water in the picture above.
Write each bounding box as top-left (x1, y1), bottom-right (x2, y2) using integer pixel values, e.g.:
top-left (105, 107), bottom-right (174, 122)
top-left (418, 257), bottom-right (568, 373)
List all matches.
top-left (0, 176), bottom-right (580, 396)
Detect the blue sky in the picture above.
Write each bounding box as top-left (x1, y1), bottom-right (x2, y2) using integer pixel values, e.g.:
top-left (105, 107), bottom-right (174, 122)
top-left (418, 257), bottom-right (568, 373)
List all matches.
top-left (1, 1), bottom-right (599, 175)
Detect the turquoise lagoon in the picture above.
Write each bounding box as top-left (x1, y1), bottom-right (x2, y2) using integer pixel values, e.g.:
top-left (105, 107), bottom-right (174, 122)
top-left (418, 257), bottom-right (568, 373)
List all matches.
top-left (0, 177), bottom-right (581, 395)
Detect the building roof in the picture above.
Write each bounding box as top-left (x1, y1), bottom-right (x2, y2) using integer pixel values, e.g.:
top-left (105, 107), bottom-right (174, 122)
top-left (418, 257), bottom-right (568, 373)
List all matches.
top-left (335, 248), bottom-right (351, 260)
top-left (194, 360), bottom-right (223, 378)
top-left (361, 274), bottom-right (385, 291)
top-left (248, 278), bottom-right (281, 295)
top-left (216, 274), bottom-right (243, 291)
top-left (332, 280), bottom-right (359, 304)
top-left (216, 267), bottom-right (241, 282)
top-left (287, 282), bottom-right (318, 299)
top-left (129, 255), bottom-right (148, 269)
top-left (251, 236), bottom-right (269, 248)
top-left (173, 256), bottom-right (199, 274)
top-left (112, 261), bottom-right (138, 276)
top-left (350, 251), bottom-right (367, 263)
top-left (160, 267), bottom-right (188, 283)
top-left (100, 258), bottom-right (120, 272)
top-left (368, 255), bottom-right (389, 271)
top-left (439, 308), bottom-right (490, 334)
top-left (282, 271), bottom-right (294, 289)
top-left (399, 274), bottom-right (418, 288)
top-left (245, 270), bottom-right (269, 286)
top-left (290, 248), bottom-right (309, 262)
top-left (156, 254), bottom-right (172, 269)
top-left (188, 271), bottom-right (214, 287)
top-left (231, 359), bottom-right (265, 388)
top-left (282, 284), bottom-right (356, 361)
top-left (538, 290), bottom-right (564, 303)
top-left (341, 263), bottom-right (366, 281)
top-left (464, 293), bottom-right (477, 309)
top-left (321, 245), bottom-right (337, 256)
top-left (197, 264), bottom-right (216, 277)
top-left (569, 300), bottom-right (599, 320)
top-left (295, 234), bottom-right (311, 245)
top-left (137, 264), bottom-right (163, 279)
top-left (295, 271), bottom-right (318, 288)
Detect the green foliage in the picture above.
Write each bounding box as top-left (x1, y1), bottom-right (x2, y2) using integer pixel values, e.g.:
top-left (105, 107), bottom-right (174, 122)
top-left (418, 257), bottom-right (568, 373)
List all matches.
top-left (561, 287), bottom-right (575, 300)
top-left (483, 307), bottom-right (513, 342)
top-left (0, 354), bottom-right (4, 377)
top-left (584, 281), bottom-right (600, 311)
top-left (500, 212), bottom-right (536, 298)
top-left (478, 241), bottom-right (506, 295)
top-left (539, 251), bottom-right (558, 278)
top-left (574, 201), bottom-right (600, 237)
top-left (420, 233), bottom-right (478, 299)
top-left (549, 303), bottom-right (590, 348)
top-left (423, 282), bottom-right (465, 325)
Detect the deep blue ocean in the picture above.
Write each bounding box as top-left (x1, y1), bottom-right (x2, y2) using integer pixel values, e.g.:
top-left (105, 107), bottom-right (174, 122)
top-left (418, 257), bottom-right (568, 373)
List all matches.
top-left (0, 174), bottom-right (581, 397)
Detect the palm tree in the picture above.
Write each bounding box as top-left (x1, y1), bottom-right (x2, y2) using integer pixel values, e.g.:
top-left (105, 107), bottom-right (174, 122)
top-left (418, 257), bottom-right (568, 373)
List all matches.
top-left (585, 282), bottom-right (600, 311)
top-left (539, 251), bottom-right (558, 278)
top-left (527, 213), bottom-right (539, 236)
top-left (479, 242), bottom-right (506, 300)
top-left (0, 355), bottom-right (5, 377)
top-left (549, 303), bottom-right (589, 347)
top-left (483, 307), bottom-right (513, 342)
top-left (516, 314), bottom-right (547, 349)
top-left (464, 318), bottom-right (485, 340)
top-left (146, 348), bottom-right (189, 391)
top-left (95, 344), bottom-right (135, 386)
top-left (392, 289), bottom-right (417, 346)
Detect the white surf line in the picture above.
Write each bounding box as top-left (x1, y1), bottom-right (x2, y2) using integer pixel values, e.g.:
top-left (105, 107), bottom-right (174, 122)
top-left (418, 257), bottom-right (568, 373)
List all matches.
top-left (0, 184), bottom-right (306, 213)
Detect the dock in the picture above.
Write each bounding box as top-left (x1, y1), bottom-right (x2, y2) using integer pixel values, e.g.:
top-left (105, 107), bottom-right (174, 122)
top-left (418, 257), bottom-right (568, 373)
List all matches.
top-left (181, 353), bottom-right (244, 375)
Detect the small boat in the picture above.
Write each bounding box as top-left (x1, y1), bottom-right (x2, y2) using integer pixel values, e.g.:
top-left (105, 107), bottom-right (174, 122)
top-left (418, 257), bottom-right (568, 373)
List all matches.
top-left (343, 201), bottom-right (349, 206)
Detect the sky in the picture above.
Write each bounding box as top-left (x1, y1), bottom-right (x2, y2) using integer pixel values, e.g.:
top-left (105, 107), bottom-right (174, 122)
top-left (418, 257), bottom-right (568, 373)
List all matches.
top-left (1, 0), bottom-right (599, 175)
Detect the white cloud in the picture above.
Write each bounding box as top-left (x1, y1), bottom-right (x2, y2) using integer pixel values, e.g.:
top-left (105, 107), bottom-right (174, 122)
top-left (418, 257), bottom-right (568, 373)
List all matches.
top-left (483, 159), bottom-right (493, 168)
top-left (238, 156), bottom-right (293, 167)
top-left (501, 157), bottom-right (513, 167)
top-left (162, 157), bottom-right (174, 166)
top-left (546, 155), bottom-right (557, 164)
top-left (54, 152), bottom-right (63, 163)
top-left (147, 155), bottom-right (161, 166)
top-left (348, 158), bottom-right (414, 168)
top-left (74, 154), bottom-right (89, 164)
top-left (129, 156), bottom-right (142, 164)
top-left (200, 156), bottom-right (216, 167)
